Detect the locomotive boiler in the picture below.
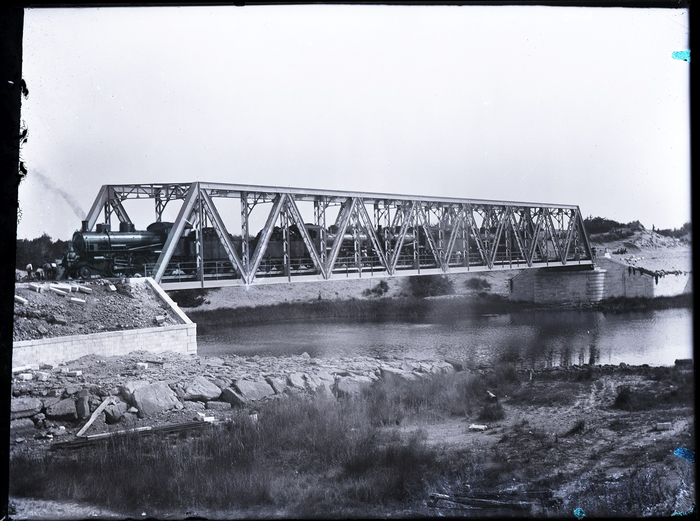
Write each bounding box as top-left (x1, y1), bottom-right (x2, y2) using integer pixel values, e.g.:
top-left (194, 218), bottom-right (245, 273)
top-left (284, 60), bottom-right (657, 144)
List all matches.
top-left (64, 221), bottom-right (180, 279)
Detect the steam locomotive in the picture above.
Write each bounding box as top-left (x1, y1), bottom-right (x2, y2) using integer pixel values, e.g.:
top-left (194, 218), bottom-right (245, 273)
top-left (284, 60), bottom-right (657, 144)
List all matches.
top-left (63, 219), bottom-right (523, 280)
top-left (63, 221), bottom-right (384, 280)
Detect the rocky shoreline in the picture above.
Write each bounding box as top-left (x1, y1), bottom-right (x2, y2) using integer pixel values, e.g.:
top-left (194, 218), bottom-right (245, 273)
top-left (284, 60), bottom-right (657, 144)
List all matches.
top-left (11, 348), bottom-right (687, 451)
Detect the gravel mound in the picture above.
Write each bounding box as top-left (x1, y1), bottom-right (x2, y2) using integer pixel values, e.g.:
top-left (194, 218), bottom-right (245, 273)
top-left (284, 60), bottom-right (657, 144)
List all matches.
top-left (13, 279), bottom-right (181, 342)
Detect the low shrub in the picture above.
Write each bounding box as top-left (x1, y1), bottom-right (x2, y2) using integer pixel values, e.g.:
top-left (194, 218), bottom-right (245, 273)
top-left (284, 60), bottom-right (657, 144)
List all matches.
top-left (464, 277), bottom-right (491, 291)
top-left (406, 274), bottom-right (454, 298)
top-left (478, 402), bottom-right (506, 422)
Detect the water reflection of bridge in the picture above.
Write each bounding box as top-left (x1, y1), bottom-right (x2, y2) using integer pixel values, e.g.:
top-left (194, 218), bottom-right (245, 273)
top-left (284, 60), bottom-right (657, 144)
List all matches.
top-left (83, 182), bottom-right (594, 290)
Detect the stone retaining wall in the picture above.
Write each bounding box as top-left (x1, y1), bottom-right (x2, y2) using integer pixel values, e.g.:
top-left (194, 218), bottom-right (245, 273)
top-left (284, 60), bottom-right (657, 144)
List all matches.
top-left (510, 267), bottom-right (606, 304)
top-left (510, 258), bottom-right (691, 303)
top-left (595, 257), bottom-right (691, 298)
top-left (12, 323), bottom-right (197, 367)
top-left (12, 277), bottom-right (197, 367)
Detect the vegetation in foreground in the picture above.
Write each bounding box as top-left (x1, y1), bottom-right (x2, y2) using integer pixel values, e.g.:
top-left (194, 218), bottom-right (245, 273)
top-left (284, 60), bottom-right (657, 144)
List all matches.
top-left (9, 365), bottom-right (694, 518)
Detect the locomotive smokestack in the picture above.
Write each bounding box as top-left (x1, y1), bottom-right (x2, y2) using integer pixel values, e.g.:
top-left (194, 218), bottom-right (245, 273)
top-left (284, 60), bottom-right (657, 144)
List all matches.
top-left (81, 221), bottom-right (89, 232)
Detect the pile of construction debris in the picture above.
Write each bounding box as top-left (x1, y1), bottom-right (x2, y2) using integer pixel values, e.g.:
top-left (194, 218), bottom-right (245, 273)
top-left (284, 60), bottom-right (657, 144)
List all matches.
top-left (13, 279), bottom-right (180, 342)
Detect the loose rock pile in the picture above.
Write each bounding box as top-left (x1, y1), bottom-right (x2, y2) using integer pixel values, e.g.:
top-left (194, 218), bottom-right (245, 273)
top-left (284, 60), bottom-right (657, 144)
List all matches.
top-left (13, 280), bottom-right (180, 342)
top-left (9, 350), bottom-right (460, 448)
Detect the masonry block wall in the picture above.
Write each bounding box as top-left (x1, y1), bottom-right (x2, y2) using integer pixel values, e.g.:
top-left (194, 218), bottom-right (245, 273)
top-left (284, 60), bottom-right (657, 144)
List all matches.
top-left (12, 323), bottom-right (197, 367)
top-left (595, 257), bottom-right (653, 298)
top-left (510, 267), bottom-right (606, 304)
top-left (12, 277), bottom-right (197, 367)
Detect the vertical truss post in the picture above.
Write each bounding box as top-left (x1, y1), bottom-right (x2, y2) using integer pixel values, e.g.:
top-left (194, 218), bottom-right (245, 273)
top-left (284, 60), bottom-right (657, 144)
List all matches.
top-left (199, 190), bottom-right (246, 278)
top-left (314, 198), bottom-right (328, 266)
top-left (357, 202), bottom-right (388, 273)
top-left (240, 192), bottom-right (250, 276)
top-left (280, 206), bottom-right (291, 281)
top-left (325, 197), bottom-right (355, 276)
top-left (152, 182), bottom-right (199, 283)
top-left (285, 196), bottom-right (326, 278)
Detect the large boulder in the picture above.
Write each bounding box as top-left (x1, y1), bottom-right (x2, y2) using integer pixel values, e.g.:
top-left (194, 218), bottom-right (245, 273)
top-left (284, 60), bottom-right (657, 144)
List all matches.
top-left (10, 418), bottom-right (36, 437)
top-left (380, 365), bottom-right (420, 383)
top-left (235, 380), bottom-right (275, 401)
top-left (266, 376), bottom-right (288, 395)
top-left (76, 389), bottom-right (91, 419)
top-left (335, 375), bottom-right (373, 398)
top-left (220, 387), bottom-right (246, 406)
top-left (119, 380), bottom-right (150, 404)
top-left (182, 376), bottom-right (222, 402)
top-left (132, 382), bottom-right (183, 417)
top-left (307, 372), bottom-right (335, 394)
top-left (287, 372), bottom-right (307, 391)
top-left (104, 400), bottom-right (129, 424)
top-left (10, 397), bottom-right (43, 420)
top-left (46, 398), bottom-right (78, 420)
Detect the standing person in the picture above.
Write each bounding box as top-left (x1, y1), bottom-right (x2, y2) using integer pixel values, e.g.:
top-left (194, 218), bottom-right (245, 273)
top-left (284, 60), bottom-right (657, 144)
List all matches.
top-left (42, 262), bottom-right (54, 280)
top-left (25, 263), bottom-right (33, 281)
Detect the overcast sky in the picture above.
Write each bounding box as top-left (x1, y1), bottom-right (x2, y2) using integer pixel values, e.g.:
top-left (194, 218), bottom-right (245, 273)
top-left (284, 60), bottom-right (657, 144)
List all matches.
top-left (17, 4), bottom-right (690, 240)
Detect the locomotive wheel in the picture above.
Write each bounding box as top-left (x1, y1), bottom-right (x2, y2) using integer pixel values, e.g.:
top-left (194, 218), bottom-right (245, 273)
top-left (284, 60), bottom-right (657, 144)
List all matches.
top-left (132, 256), bottom-right (148, 276)
top-left (78, 265), bottom-right (92, 280)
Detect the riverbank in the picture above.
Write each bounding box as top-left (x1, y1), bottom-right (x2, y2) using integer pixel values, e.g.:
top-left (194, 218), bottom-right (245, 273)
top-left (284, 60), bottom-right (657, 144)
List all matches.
top-left (185, 292), bottom-right (693, 327)
top-left (8, 354), bottom-right (695, 519)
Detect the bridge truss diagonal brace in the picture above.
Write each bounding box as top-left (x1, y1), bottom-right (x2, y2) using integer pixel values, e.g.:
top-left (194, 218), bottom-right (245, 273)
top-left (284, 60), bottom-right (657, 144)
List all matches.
top-left (504, 208), bottom-right (527, 266)
top-left (415, 204), bottom-right (442, 270)
top-left (389, 201), bottom-right (419, 275)
top-left (106, 187), bottom-right (132, 226)
top-left (199, 190), bottom-right (247, 279)
top-left (443, 207), bottom-right (465, 269)
top-left (356, 202), bottom-right (389, 272)
top-left (247, 194), bottom-right (286, 284)
top-left (463, 205), bottom-right (488, 267)
top-left (153, 183), bottom-right (200, 283)
top-left (284, 196), bottom-right (327, 279)
top-left (559, 209), bottom-right (578, 265)
top-left (324, 197), bottom-right (356, 276)
top-left (84, 185), bottom-right (110, 231)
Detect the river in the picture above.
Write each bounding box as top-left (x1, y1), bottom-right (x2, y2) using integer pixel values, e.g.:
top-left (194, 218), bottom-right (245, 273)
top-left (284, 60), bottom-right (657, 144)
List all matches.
top-left (197, 308), bottom-right (693, 368)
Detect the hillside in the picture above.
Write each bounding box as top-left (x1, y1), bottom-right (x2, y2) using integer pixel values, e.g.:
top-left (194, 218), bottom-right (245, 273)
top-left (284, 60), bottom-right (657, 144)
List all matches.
top-left (589, 226), bottom-right (692, 274)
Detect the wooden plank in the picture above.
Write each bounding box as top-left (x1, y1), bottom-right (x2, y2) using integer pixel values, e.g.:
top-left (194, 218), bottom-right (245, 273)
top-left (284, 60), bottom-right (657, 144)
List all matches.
top-left (76, 396), bottom-right (116, 437)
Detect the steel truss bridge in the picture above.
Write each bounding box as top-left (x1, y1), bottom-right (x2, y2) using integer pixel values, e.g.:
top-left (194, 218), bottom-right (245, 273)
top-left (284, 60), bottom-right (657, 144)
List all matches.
top-left (82, 182), bottom-right (594, 290)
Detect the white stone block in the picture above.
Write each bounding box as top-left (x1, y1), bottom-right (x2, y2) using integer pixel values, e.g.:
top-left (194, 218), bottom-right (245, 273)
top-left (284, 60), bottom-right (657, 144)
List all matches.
top-left (14, 295), bottom-right (28, 305)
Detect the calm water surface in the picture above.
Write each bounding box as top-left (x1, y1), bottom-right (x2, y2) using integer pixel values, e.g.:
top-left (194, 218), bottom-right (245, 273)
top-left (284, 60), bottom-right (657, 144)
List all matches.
top-left (198, 308), bottom-right (693, 368)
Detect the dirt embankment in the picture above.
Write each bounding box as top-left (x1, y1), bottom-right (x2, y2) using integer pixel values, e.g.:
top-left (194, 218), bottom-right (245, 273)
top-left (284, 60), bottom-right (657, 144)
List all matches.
top-left (591, 229), bottom-right (692, 274)
top-left (13, 279), bottom-right (181, 342)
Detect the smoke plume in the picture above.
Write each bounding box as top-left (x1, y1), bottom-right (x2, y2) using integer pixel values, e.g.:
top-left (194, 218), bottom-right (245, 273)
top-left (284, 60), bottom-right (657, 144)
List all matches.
top-left (33, 170), bottom-right (87, 221)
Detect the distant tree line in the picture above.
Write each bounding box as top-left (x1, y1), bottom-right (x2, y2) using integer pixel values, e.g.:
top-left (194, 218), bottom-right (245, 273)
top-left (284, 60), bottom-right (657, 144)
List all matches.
top-left (15, 234), bottom-right (68, 270)
top-left (583, 216), bottom-right (691, 242)
top-left (653, 222), bottom-right (691, 239)
top-left (583, 216), bottom-right (644, 235)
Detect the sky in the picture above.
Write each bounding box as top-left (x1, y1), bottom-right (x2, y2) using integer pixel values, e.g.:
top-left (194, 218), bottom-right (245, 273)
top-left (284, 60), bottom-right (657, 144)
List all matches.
top-left (16, 4), bottom-right (691, 241)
